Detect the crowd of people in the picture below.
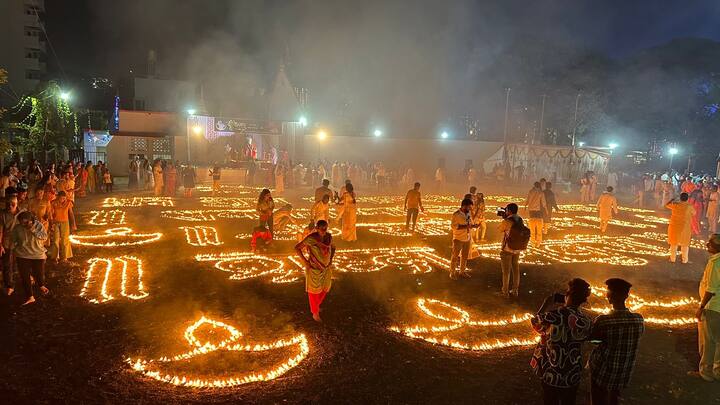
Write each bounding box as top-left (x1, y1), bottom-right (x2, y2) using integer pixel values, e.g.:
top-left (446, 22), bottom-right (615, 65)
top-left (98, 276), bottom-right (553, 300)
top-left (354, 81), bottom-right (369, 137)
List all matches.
top-left (1, 155), bottom-right (718, 403)
top-left (0, 159), bottom-right (107, 305)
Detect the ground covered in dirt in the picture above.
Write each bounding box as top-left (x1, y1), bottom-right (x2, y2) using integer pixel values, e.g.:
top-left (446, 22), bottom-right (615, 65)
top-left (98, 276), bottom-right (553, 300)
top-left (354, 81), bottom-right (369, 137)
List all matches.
top-left (0, 184), bottom-right (718, 404)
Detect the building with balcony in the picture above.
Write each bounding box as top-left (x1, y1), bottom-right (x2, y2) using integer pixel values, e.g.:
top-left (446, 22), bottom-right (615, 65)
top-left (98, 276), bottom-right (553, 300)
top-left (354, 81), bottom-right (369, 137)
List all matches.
top-left (0, 0), bottom-right (47, 105)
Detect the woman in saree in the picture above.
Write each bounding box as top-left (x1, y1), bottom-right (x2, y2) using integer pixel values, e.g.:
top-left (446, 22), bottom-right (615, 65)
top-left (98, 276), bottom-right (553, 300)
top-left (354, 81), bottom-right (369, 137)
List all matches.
top-left (164, 161), bottom-right (177, 196)
top-left (338, 183), bottom-right (357, 241)
top-left (152, 161), bottom-right (164, 196)
top-left (294, 220), bottom-right (336, 322)
top-left (689, 188), bottom-right (704, 236)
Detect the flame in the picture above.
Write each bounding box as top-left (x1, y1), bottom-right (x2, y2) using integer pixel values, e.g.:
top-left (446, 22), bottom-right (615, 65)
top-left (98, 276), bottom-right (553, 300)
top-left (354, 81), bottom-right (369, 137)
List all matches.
top-left (70, 227), bottom-right (162, 247)
top-left (179, 226), bottom-right (223, 246)
top-left (102, 197), bottom-right (174, 207)
top-left (125, 316), bottom-right (309, 388)
top-left (87, 210), bottom-right (126, 226)
top-left (80, 256), bottom-right (148, 303)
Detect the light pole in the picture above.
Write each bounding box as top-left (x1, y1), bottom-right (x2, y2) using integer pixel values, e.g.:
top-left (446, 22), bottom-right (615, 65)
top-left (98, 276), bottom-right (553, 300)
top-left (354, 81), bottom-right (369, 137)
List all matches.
top-left (503, 87), bottom-right (511, 176)
top-left (571, 92), bottom-right (581, 147)
top-left (535, 94), bottom-right (546, 145)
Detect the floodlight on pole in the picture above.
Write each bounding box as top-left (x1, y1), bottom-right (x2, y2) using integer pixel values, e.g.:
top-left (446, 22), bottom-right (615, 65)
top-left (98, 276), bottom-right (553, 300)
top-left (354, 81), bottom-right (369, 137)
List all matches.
top-left (299, 116), bottom-right (308, 127)
top-left (317, 130), bottom-right (327, 141)
top-left (609, 142), bottom-right (619, 150)
top-left (440, 131), bottom-right (449, 139)
top-left (60, 91), bottom-right (70, 101)
top-left (187, 108), bottom-right (196, 115)
top-left (578, 141), bottom-right (585, 147)
top-left (668, 146), bottom-right (679, 170)
top-left (373, 129), bottom-right (383, 137)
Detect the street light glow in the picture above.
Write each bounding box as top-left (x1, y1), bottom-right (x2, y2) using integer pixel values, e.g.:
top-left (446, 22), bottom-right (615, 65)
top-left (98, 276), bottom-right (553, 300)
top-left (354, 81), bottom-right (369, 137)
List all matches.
top-left (187, 109), bottom-right (196, 115)
top-left (441, 131), bottom-right (449, 139)
top-left (609, 142), bottom-right (619, 150)
top-left (578, 141), bottom-right (585, 147)
top-left (317, 130), bottom-right (327, 141)
top-left (669, 147), bottom-right (679, 155)
top-left (299, 116), bottom-right (308, 127)
top-left (60, 91), bottom-right (70, 101)
top-left (192, 125), bottom-right (203, 135)
top-left (373, 129), bottom-right (383, 137)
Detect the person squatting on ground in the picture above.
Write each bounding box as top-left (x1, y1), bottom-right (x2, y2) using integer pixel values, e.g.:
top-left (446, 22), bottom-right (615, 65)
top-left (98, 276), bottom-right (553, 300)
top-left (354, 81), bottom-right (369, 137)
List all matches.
top-left (295, 220), bottom-right (336, 322)
top-left (689, 233), bottom-right (720, 382)
top-left (256, 188), bottom-right (275, 236)
top-left (449, 198), bottom-right (478, 280)
top-left (589, 278), bottom-right (645, 405)
top-left (531, 278), bottom-right (593, 405)
top-left (13, 211), bottom-right (49, 306)
top-left (404, 182), bottom-right (424, 232)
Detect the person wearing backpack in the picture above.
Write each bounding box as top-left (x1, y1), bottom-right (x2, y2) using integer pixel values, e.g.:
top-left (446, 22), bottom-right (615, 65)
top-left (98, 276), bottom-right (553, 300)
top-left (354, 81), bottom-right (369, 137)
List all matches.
top-left (498, 203), bottom-right (530, 297)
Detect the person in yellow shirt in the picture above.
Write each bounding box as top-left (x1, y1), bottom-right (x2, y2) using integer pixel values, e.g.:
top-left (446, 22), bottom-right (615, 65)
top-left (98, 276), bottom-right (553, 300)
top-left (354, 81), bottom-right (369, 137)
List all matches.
top-left (596, 186), bottom-right (619, 234)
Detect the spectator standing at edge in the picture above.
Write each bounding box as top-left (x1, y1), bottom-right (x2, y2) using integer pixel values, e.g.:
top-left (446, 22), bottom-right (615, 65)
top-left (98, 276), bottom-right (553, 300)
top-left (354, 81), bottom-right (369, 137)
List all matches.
top-left (526, 181), bottom-right (547, 247)
top-left (589, 278), bottom-right (645, 405)
top-left (689, 233), bottom-right (720, 382)
top-left (531, 278), bottom-right (593, 405)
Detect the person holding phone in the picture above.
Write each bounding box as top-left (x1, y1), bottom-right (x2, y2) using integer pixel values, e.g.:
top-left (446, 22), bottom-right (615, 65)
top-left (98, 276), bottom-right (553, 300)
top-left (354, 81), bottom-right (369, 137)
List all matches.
top-left (589, 278), bottom-right (645, 404)
top-left (530, 278), bottom-right (592, 405)
top-left (449, 198), bottom-right (478, 280)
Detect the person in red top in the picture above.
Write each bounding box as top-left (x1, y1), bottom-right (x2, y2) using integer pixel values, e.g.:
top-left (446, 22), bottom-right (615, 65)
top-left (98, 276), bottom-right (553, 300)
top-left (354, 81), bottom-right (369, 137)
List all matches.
top-left (49, 191), bottom-right (75, 264)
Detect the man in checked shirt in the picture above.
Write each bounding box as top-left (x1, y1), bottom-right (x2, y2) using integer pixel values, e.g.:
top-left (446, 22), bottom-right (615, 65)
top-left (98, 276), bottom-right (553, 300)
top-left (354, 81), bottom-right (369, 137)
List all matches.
top-left (589, 278), bottom-right (644, 405)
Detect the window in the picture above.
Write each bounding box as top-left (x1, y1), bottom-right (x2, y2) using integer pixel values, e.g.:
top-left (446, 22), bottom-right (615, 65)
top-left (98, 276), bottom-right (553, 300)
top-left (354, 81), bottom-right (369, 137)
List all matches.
top-left (25, 48), bottom-right (41, 59)
top-left (130, 138), bottom-right (148, 152)
top-left (24, 27), bottom-right (40, 37)
top-left (152, 138), bottom-right (171, 154)
top-left (25, 70), bottom-right (43, 80)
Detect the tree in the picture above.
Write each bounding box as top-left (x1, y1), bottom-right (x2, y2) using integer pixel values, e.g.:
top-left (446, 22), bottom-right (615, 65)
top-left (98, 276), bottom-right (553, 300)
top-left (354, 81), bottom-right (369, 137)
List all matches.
top-left (10, 80), bottom-right (78, 162)
top-left (0, 68), bottom-right (14, 157)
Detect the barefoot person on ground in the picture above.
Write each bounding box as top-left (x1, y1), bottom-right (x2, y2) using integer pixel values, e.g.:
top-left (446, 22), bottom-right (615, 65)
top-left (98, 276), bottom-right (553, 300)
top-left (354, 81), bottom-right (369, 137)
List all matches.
top-left (295, 220), bottom-right (336, 322)
top-left (13, 211), bottom-right (49, 305)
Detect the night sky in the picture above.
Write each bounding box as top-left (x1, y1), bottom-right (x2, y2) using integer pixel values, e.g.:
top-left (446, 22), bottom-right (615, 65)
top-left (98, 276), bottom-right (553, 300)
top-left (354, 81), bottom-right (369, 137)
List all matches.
top-left (45, 0), bottom-right (720, 77)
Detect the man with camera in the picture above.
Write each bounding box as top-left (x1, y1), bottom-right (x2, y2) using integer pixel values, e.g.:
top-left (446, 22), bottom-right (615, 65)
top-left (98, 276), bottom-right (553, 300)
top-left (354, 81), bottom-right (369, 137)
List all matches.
top-left (450, 198), bottom-right (478, 280)
top-left (497, 203), bottom-right (529, 297)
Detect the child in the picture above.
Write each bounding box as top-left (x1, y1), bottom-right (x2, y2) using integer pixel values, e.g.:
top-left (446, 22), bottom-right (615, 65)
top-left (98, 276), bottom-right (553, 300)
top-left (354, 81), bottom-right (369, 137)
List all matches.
top-left (103, 168), bottom-right (112, 192)
top-left (250, 225), bottom-right (272, 253)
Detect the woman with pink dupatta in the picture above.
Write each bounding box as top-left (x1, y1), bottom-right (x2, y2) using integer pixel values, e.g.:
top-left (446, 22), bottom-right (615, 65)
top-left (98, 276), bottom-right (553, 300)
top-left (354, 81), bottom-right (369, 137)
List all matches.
top-left (295, 220), bottom-right (336, 322)
top-left (689, 188), bottom-right (704, 235)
